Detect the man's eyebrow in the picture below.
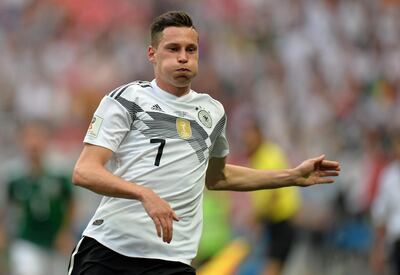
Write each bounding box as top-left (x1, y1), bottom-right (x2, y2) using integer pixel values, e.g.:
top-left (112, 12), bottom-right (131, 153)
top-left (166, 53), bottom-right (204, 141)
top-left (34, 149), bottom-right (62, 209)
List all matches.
top-left (164, 42), bottom-right (197, 48)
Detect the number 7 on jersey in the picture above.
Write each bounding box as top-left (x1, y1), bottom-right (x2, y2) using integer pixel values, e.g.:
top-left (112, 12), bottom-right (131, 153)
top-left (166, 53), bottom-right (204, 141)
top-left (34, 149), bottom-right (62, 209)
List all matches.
top-left (150, 139), bottom-right (165, 166)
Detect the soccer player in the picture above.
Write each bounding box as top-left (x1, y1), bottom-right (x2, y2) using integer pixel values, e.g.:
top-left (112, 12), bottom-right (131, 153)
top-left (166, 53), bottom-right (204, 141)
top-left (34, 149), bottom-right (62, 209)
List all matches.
top-left (68, 11), bottom-right (340, 275)
top-left (371, 130), bottom-right (400, 275)
top-left (0, 120), bottom-right (75, 275)
top-left (245, 122), bottom-right (300, 275)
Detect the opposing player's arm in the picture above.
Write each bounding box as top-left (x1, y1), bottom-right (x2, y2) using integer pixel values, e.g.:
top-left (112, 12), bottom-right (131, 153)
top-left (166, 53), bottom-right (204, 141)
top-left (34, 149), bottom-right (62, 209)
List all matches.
top-left (205, 155), bottom-right (340, 191)
top-left (72, 143), bottom-right (179, 243)
top-left (54, 197), bottom-right (75, 255)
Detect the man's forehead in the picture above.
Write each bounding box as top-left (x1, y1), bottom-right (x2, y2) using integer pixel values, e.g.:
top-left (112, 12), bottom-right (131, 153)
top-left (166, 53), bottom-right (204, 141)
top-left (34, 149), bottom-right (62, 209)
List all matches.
top-left (160, 27), bottom-right (198, 45)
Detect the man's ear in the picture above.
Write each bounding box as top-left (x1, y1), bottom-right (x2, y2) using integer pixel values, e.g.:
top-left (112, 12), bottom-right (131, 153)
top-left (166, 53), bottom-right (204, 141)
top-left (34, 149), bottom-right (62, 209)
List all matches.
top-left (148, 46), bottom-right (156, 64)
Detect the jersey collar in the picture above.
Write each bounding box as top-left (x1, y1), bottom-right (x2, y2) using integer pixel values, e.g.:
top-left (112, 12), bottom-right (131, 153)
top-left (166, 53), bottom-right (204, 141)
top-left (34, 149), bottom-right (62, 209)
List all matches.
top-left (151, 79), bottom-right (193, 101)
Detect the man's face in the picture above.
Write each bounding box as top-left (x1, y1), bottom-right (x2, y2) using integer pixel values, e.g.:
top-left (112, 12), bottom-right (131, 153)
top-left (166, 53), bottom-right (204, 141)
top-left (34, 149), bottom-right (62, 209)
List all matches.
top-left (20, 124), bottom-right (48, 164)
top-left (243, 124), bottom-right (263, 157)
top-left (148, 27), bottom-right (199, 91)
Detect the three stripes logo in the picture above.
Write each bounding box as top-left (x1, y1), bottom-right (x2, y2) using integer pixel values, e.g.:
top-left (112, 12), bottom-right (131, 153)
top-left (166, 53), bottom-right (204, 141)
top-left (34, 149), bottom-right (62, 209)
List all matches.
top-left (151, 104), bottom-right (164, 112)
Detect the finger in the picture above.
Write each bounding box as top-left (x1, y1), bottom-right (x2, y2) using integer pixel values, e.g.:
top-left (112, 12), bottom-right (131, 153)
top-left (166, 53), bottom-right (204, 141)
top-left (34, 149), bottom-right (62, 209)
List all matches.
top-left (312, 155), bottom-right (325, 170)
top-left (172, 211), bottom-right (180, 222)
top-left (153, 217), bottom-right (162, 238)
top-left (315, 178), bottom-right (335, 184)
top-left (320, 160), bottom-right (340, 168)
top-left (312, 154), bottom-right (325, 162)
top-left (319, 171), bottom-right (340, 177)
top-left (159, 217), bottom-right (170, 243)
top-left (166, 216), bottom-right (173, 243)
top-left (164, 217), bottom-right (173, 243)
top-left (319, 166), bottom-right (341, 171)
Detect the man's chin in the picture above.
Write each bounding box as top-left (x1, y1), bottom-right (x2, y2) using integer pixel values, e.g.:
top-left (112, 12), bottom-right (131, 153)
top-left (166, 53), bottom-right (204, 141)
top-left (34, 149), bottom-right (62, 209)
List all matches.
top-left (172, 76), bottom-right (193, 87)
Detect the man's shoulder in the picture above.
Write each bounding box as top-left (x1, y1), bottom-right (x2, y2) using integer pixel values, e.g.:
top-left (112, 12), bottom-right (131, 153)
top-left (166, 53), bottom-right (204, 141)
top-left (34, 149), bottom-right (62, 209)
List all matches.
top-left (108, 80), bottom-right (152, 101)
top-left (380, 161), bottom-right (400, 185)
top-left (6, 164), bottom-right (29, 185)
top-left (191, 90), bottom-right (225, 114)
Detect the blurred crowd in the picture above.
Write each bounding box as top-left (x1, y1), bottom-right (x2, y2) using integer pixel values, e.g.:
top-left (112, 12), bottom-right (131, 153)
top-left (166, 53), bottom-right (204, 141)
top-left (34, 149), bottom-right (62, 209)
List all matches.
top-left (0, 0), bottom-right (399, 274)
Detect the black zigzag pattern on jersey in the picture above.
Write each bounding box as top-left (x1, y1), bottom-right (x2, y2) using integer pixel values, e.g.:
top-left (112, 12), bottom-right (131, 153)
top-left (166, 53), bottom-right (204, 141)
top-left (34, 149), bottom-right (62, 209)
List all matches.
top-left (209, 114), bottom-right (226, 144)
top-left (135, 80), bottom-right (152, 88)
top-left (115, 97), bottom-right (143, 120)
top-left (115, 96), bottom-right (210, 163)
top-left (109, 83), bottom-right (132, 98)
top-left (140, 112), bottom-right (209, 162)
top-left (109, 81), bottom-right (152, 99)
top-left (114, 85), bottom-right (131, 99)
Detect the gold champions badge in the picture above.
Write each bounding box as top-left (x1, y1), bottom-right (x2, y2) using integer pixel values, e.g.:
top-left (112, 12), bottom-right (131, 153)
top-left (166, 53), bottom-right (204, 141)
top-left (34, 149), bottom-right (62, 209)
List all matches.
top-left (176, 118), bottom-right (192, 139)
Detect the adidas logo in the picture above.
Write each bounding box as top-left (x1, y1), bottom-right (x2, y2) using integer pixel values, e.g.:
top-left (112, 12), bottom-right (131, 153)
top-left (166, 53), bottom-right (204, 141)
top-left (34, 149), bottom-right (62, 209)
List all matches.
top-left (151, 104), bottom-right (164, 112)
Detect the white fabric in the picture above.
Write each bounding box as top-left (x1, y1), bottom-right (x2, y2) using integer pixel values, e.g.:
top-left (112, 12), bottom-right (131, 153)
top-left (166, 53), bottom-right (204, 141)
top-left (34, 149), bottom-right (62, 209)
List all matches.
top-left (82, 80), bottom-right (229, 264)
top-left (10, 240), bottom-right (67, 275)
top-left (372, 161), bottom-right (400, 242)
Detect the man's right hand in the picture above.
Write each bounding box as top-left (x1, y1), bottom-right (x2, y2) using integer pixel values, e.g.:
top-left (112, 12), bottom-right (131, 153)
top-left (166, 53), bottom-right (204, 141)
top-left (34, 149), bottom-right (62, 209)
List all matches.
top-left (139, 187), bottom-right (180, 243)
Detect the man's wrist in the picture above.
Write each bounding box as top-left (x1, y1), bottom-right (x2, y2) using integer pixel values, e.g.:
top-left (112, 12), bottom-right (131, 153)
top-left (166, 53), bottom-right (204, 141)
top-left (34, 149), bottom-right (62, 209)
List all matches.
top-left (289, 168), bottom-right (302, 186)
top-left (135, 185), bottom-right (148, 202)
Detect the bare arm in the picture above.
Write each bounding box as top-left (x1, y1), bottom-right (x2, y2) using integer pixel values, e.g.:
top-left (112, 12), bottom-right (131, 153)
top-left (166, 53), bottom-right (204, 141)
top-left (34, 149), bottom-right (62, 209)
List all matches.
top-left (206, 154), bottom-right (340, 191)
top-left (0, 206), bottom-right (7, 253)
top-left (54, 198), bottom-right (75, 254)
top-left (73, 143), bottom-right (179, 243)
top-left (370, 225), bottom-right (386, 274)
top-left (73, 144), bottom-right (148, 199)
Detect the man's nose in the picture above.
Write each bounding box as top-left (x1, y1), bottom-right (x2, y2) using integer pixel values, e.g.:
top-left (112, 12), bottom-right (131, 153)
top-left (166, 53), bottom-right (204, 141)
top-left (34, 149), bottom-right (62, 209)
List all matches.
top-left (178, 50), bottom-right (188, 63)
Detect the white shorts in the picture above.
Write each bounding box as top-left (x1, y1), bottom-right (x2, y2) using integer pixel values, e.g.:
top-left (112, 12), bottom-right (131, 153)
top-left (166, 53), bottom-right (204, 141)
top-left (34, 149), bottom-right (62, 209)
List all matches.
top-left (10, 240), bottom-right (68, 275)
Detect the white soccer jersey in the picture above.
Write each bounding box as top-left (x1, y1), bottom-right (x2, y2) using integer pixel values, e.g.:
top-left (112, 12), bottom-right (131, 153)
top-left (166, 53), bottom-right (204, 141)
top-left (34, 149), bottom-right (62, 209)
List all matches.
top-left (372, 161), bottom-right (400, 243)
top-left (82, 79), bottom-right (229, 264)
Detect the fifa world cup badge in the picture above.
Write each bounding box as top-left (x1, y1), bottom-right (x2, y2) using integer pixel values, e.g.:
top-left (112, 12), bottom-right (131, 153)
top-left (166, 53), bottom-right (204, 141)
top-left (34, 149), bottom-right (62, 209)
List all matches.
top-left (87, 115), bottom-right (103, 137)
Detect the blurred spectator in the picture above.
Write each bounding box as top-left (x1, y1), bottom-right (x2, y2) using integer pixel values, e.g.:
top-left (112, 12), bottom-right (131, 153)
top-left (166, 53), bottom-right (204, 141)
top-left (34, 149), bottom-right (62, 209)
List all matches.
top-left (0, 120), bottom-right (75, 275)
top-left (0, 0), bottom-right (399, 273)
top-left (244, 121), bottom-right (301, 275)
top-left (371, 130), bottom-right (400, 275)
top-left (194, 189), bottom-right (232, 267)
top-left (362, 127), bottom-right (389, 211)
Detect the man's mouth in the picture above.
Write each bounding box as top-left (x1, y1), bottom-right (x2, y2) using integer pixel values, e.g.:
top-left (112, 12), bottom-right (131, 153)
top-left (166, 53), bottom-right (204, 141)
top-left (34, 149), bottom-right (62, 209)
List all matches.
top-left (176, 68), bottom-right (190, 72)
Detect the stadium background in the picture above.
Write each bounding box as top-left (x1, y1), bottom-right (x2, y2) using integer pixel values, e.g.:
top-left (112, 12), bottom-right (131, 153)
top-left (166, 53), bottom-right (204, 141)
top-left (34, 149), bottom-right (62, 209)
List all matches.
top-left (0, 0), bottom-right (399, 274)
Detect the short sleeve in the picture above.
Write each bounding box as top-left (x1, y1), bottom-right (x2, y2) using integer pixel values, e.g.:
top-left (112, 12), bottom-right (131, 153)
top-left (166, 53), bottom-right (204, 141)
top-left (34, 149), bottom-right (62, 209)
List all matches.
top-left (210, 115), bottom-right (229, 158)
top-left (84, 96), bottom-right (132, 152)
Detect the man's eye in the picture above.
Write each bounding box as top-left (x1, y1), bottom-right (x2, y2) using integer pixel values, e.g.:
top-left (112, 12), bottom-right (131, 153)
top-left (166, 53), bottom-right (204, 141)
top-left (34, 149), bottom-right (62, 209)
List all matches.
top-left (168, 47), bottom-right (178, 52)
top-left (187, 47), bottom-right (196, 53)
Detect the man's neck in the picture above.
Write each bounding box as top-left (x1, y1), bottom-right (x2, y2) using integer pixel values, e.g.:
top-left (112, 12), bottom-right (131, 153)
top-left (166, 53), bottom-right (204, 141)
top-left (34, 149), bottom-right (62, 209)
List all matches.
top-left (28, 159), bottom-right (44, 177)
top-left (155, 79), bottom-right (190, 97)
